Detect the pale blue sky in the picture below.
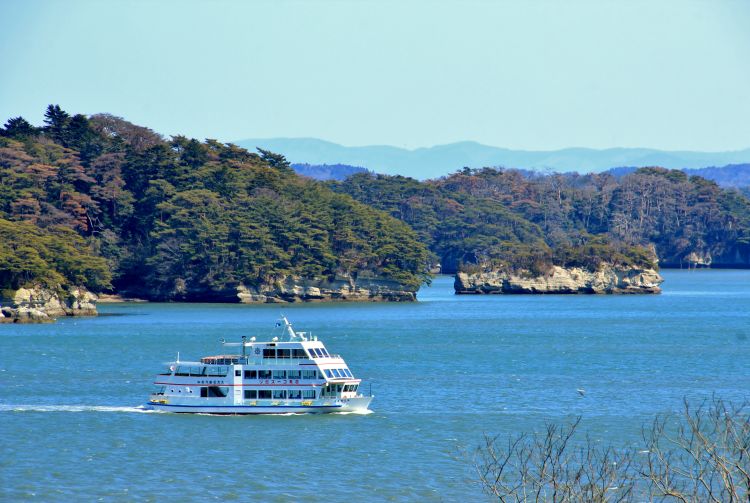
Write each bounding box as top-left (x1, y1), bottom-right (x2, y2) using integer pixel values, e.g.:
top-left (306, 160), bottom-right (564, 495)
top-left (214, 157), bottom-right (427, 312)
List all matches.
top-left (1, 0), bottom-right (749, 151)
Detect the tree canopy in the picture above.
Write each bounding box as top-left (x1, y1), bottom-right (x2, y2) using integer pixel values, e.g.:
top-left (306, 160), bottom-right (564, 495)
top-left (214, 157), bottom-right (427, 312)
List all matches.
top-left (332, 166), bottom-right (750, 273)
top-left (0, 106), bottom-right (430, 298)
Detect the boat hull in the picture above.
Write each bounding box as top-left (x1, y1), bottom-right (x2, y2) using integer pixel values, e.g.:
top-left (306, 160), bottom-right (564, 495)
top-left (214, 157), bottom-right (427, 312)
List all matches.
top-left (145, 396), bottom-right (373, 415)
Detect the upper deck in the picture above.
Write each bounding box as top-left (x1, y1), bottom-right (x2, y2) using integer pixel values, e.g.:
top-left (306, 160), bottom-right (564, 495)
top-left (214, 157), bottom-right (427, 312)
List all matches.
top-left (198, 340), bottom-right (342, 366)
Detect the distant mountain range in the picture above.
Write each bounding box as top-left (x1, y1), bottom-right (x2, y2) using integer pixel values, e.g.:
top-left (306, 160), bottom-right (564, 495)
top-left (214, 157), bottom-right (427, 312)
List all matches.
top-left (235, 137), bottom-right (750, 180)
top-left (606, 164), bottom-right (750, 188)
top-left (291, 163), bottom-right (369, 181)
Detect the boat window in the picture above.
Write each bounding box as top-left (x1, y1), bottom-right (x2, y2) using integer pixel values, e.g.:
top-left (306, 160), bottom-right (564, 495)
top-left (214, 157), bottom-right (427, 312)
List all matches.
top-left (353, 384), bottom-right (358, 392)
top-left (321, 348), bottom-right (330, 357)
top-left (207, 386), bottom-right (228, 398)
top-left (302, 370), bottom-right (317, 379)
top-left (277, 349), bottom-right (291, 359)
top-left (159, 367), bottom-right (172, 376)
top-left (272, 370), bottom-right (286, 379)
top-left (258, 390), bottom-right (272, 399)
top-left (306, 349), bottom-right (317, 359)
top-left (244, 390), bottom-right (257, 400)
top-left (207, 366), bottom-right (228, 377)
top-left (293, 349), bottom-right (307, 358)
top-left (263, 348), bottom-right (276, 358)
top-left (288, 390), bottom-right (302, 399)
top-left (200, 387), bottom-right (208, 397)
top-left (190, 367), bottom-right (206, 376)
top-left (325, 369), bottom-right (333, 378)
top-left (235, 370), bottom-right (241, 377)
top-left (258, 370), bottom-right (272, 379)
top-left (302, 390), bottom-right (316, 399)
top-left (287, 370), bottom-right (301, 379)
top-left (174, 366), bottom-right (189, 377)
top-left (332, 369), bottom-right (341, 378)
top-left (344, 369), bottom-right (352, 378)
top-left (272, 390), bottom-right (287, 399)
top-left (336, 385), bottom-right (343, 393)
top-left (244, 370), bottom-right (257, 379)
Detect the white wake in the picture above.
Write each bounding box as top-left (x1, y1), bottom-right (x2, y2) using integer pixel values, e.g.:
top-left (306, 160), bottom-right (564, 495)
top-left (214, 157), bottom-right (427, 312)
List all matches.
top-left (0, 404), bottom-right (157, 413)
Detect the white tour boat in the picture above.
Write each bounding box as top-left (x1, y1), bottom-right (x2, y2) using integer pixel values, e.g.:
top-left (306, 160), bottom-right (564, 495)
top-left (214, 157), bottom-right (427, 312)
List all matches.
top-left (146, 317), bottom-right (373, 414)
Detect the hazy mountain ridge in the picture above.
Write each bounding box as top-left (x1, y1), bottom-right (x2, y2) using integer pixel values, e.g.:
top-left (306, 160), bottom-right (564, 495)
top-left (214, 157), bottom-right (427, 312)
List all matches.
top-left (606, 164), bottom-right (750, 188)
top-left (291, 163), bottom-right (369, 181)
top-left (236, 138), bottom-right (750, 180)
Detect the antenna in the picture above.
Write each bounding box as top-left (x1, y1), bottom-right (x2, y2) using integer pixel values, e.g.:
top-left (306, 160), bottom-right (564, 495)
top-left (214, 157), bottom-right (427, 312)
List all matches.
top-left (278, 315), bottom-right (299, 340)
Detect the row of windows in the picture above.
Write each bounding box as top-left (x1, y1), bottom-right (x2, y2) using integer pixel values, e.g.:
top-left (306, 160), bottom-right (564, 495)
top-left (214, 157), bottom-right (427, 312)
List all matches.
top-left (244, 389), bottom-right (317, 400)
top-left (307, 347), bottom-right (331, 359)
top-left (199, 386), bottom-right (229, 398)
top-left (324, 368), bottom-right (352, 379)
top-left (259, 347), bottom-right (330, 359)
top-left (170, 366), bottom-right (229, 377)
top-left (262, 348), bottom-right (309, 359)
top-left (320, 383), bottom-right (359, 396)
top-left (158, 384), bottom-right (358, 399)
top-left (242, 369), bottom-right (318, 380)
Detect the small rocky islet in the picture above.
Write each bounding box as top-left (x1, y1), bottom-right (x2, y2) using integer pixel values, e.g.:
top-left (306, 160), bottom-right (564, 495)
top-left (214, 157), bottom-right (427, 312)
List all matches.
top-left (455, 264), bottom-right (663, 295)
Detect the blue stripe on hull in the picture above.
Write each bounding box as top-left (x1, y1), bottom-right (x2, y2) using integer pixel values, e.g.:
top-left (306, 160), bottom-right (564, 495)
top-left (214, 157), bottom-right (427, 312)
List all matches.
top-left (147, 402), bottom-right (343, 413)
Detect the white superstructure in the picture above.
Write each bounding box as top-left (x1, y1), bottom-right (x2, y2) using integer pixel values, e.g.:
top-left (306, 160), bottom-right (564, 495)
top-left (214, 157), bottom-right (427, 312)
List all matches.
top-left (146, 317), bottom-right (373, 414)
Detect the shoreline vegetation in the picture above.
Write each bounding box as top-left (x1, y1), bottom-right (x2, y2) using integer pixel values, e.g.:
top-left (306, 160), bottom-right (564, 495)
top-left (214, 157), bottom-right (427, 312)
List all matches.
top-left (472, 396), bottom-right (750, 502)
top-left (1, 106), bottom-right (749, 320)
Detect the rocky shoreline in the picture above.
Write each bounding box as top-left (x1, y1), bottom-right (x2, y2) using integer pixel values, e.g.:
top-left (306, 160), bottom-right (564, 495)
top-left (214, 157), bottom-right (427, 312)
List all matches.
top-left (0, 286), bottom-right (98, 323)
top-left (236, 273), bottom-right (417, 303)
top-left (454, 265), bottom-right (663, 295)
top-left (0, 267), bottom-right (665, 323)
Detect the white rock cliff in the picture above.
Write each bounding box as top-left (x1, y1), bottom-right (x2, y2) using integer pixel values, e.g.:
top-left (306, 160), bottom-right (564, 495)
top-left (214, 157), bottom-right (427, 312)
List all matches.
top-left (455, 265), bottom-right (663, 295)
top-left (1, 285), bottom-right (98, 322)
top-left (236, 273), bottom-right (417, 303)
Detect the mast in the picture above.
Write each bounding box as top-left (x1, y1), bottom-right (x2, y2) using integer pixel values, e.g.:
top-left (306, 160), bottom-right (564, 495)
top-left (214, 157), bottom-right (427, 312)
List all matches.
top-left (281, 316), bottom-right (299, 340)
top-left (278, 316), bottom-right (309, 341)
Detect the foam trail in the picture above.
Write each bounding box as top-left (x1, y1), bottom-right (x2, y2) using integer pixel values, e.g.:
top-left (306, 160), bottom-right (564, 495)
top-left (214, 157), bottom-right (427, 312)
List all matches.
top-left (0, 404), bottom-right (158, 413)
top-left (334, 409), bottom-right (374, 415)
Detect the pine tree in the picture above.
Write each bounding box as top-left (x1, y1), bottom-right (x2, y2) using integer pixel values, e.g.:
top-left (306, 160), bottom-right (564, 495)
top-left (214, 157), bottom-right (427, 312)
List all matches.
top-left (1, 116), bottom-right (36, 138)
top-left (257, 148), bottom-right (293, 173)
top-left (43, 104), bottom-right (70, 143)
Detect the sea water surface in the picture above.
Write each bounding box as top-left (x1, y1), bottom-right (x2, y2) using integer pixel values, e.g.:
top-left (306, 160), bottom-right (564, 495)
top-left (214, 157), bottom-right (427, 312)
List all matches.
top-left (1, 270), bottom-right (749, 501)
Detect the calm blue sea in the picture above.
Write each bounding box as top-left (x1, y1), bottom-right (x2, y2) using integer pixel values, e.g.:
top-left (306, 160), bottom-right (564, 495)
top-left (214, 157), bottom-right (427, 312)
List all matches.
top-left (1, 270), bottom-right (749, 501)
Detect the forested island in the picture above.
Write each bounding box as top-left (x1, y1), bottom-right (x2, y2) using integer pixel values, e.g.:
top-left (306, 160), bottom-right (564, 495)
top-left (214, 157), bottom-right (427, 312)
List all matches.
top-left (1, 105), bottom-right (749, 320)
top-left (330, 165), bottom-right (750, 292)
top-left (0, 106), bottom-right (429, 320)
